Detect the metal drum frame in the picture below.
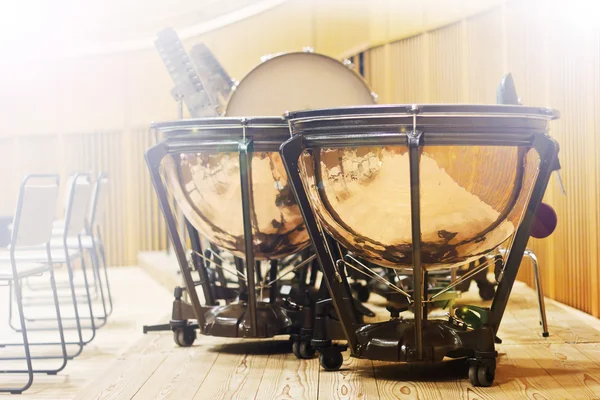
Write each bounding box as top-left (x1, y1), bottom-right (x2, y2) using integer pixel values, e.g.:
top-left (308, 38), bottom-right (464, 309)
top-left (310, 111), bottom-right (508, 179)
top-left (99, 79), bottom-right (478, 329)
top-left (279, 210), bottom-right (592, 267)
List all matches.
top-left (144, 117), bottom-right (333, 347)
top-left (280, 104), bottom-right (560, 385)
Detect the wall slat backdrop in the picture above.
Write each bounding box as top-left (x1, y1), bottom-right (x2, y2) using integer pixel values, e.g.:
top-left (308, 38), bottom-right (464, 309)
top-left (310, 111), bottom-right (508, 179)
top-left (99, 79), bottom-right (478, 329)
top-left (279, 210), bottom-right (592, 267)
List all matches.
top-left (0, 129), bottom-right (167, 267)
top-left (1, 0), bottom-right (598, 316)
top-left (358, 1), bottom-right (600, 316)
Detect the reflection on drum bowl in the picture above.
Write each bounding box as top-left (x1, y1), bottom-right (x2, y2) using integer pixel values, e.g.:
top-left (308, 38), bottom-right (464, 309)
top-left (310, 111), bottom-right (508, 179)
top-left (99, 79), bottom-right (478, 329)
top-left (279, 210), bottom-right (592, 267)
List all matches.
top-left (300, 144), bottom-right (540, 269)
top-left (162, 151), bottom-right (310, 260)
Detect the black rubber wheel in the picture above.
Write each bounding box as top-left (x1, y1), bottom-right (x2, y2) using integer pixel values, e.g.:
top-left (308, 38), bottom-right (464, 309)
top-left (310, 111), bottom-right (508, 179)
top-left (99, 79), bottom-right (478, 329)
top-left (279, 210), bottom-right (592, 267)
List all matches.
top-left (299, 341), bottom-right (316, 359)
top-left (478, 283), bottom-right (496, 301)
top-left (292, 340), bottom-right (301, 359)
top-left (356, 284), bottom-right (370, 303)
top-left (468, 365), bottom-right (479, 386)
top-left (477, 365), bottom-right (495, 387)
top-left (319, 351), bottom-right (343, 371)
top-left (174, 328), bottom-right (196, 347)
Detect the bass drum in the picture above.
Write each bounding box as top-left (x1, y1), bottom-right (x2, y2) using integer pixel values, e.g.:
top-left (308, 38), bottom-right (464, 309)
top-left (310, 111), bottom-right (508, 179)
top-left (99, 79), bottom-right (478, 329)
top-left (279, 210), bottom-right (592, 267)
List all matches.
top-left (225, 51), bottom-right (376, 116)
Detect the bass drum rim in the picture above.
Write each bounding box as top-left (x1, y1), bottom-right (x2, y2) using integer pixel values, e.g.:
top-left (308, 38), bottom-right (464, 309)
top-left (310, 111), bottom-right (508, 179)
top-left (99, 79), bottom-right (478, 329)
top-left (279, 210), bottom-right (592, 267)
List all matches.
top-left (224, 51), bottom-right (376, 117)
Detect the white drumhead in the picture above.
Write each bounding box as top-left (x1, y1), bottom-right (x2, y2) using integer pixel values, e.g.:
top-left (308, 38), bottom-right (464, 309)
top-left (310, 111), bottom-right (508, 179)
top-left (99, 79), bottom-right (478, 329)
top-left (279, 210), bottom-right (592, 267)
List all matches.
top-left (225, 52), bottom-right (375, 116)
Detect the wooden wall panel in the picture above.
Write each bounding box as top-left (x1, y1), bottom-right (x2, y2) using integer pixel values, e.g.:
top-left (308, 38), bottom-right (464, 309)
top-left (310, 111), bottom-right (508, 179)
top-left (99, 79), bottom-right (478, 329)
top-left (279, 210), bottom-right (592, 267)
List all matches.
top-left (364, 45), bottom-right (389, 103)
top-left (428, 22), bottom-right (465, 103)
top-left (0, 117), bottom-right (166, 269)
top-left (1, 0), bottom-right (597, 317)
top-left (0, 138), bottom-right (18, 214)
top-left (388, 35), bottom-right (428, 104)
top-left (357, 1), bottom-right (600, 317)
top-left (466, 10), bottom-right (503, 103)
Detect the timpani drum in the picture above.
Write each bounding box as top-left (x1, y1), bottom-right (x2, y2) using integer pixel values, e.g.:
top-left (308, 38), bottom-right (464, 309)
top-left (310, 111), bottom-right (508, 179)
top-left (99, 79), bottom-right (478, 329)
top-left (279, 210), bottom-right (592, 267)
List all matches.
top-left (146, 50), bottom-right (377, 339)
top-left (158, 51), bottom-right (377, 260)
top-left (280, 104), bottom-right (560, 381)
top-left (285, 105), bottom-right (558, 269)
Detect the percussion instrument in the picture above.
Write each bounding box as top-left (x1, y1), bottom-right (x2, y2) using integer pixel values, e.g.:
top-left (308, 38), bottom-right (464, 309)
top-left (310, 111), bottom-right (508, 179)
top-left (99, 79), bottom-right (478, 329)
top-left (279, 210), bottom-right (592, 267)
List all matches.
top-left (156, 117), bottom-right (309, 259)
top-left (225, 50), bottom-right (376, 116)
top-left (145, 50), bottom-right (377, 342)
top-left (281, 103), bottom-right (560, 386)
top-left (155, 28), bottom-right (218, 118)
top-left (189, 42), bottom-right (235, 112)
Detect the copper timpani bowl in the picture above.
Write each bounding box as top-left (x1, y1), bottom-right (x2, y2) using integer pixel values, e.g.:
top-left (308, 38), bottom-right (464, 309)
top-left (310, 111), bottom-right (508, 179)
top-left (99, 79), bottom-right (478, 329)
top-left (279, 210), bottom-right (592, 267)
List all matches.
top-left (286, 105), bottom-right (559, 270)
top-left (153, 117), bottom-right (310, 260)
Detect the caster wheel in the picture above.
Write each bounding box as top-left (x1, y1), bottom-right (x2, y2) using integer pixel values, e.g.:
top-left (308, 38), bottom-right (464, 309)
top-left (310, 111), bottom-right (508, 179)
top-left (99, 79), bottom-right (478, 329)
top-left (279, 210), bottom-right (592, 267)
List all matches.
top-left (468, 362), bottom-right (495, 387)
top-left (319, 351), bottom-right (343, 371)
top-left (292, 340), bottom-right (301, 359)
top-left (174, 327), bottom-right (196, 347)
top-left (478, 283), bottom-right (496, 301)
top-left (468, 365), bottom-right (479, 386)
top-left (477, 365), bottom-right (495, 387)
top-left (299, 341), bottom-right (316, 359)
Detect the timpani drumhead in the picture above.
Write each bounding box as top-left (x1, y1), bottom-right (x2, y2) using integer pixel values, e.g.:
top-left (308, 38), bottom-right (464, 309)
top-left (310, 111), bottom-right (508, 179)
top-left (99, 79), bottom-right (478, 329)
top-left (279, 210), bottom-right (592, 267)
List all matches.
top-left (225, 52), bottom-right (375, 116)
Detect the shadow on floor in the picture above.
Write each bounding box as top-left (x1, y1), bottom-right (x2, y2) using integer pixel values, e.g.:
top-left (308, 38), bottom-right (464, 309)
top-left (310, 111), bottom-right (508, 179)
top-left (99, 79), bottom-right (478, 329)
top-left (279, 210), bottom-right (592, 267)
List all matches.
top-left (209, 339), bottom-right (293, 355)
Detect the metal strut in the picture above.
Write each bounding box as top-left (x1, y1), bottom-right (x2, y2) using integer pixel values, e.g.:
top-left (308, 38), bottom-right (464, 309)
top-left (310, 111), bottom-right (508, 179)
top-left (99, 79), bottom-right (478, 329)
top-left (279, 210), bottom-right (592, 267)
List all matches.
top-left (408, 122), bottom-right (424, 360)
top-left (239, 138), bottom-right (258, 336)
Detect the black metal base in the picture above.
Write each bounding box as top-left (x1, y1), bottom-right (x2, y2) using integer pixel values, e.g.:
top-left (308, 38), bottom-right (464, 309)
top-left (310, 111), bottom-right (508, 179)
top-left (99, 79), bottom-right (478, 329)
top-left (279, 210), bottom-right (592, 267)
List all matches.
top-left (143, 282), bottom-right (318, 343)
top-left (200, 302), bottom-right (291, 338)
top-left (353, 318), bottom-right (496, 362)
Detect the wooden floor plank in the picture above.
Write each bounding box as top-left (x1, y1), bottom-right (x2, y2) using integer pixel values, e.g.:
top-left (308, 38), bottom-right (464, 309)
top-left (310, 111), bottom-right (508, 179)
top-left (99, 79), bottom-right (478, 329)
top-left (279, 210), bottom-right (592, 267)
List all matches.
top-left (73, 353), bottom-right (168, 400)
top-left (20, 258), bottom-right (600, 400)
top-left (318, 352), bottom-right (379, 399)
top-left (131, 339), bottom-right (223, 400)
top-left (0, 266), bottom-right (172, 399)
top-left (191, 339), bottom-right (277, 400)
top-left (523, 343), bottom-right (600, 399)
top-left (373, 360), bottom-right (445, 400)
top-left (497, 344), bottom-right (574, 399)
top-left (253, 351), bottom-right (319, 400)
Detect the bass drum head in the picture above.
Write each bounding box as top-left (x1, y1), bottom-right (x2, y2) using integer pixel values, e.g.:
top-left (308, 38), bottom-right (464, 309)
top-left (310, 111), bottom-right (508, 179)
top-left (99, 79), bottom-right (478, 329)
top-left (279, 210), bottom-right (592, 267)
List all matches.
top-left (225, 52), bottom-right (375, 116)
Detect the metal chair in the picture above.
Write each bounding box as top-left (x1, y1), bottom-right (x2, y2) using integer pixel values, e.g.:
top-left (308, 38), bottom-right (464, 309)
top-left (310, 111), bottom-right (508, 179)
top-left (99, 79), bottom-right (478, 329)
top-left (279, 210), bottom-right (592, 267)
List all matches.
top-left (80, 173), bottom-right (112, 319)
top-left (0, 175), bottom-right (67, 394)
top-left (497, 248), bottom-right (549, 337)
top-left (6, 173), bottom-right (97, 352)
top-left (25, 173), bottom-right (112, 323)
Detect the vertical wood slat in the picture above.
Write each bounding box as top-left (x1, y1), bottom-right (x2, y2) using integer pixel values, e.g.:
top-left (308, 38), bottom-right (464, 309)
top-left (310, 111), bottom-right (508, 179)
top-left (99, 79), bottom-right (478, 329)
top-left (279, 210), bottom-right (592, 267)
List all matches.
top-left (0, 129), bottom-right (166, 267)
top-left (0, 0), bottom-right (597, 317)
top-left (356, 1), bottom-right (600, 317)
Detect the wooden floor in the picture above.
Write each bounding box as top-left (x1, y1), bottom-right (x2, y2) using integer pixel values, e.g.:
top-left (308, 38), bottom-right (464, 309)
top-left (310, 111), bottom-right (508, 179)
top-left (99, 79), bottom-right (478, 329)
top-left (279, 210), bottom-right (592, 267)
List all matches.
top-left (61, 261), bottom-right (600, 400)
top-left (6, 258), bottom-right (600, 399)
top-left (0, 267), bottom-right (173, 398)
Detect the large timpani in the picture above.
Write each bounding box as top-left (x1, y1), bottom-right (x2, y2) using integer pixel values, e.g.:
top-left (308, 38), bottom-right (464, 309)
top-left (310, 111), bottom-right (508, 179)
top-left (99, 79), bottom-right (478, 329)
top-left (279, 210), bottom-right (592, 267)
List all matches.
top-left (285, 105), bottom-right (559, 270)
top-left (280, 103), bottom-right (560, 382)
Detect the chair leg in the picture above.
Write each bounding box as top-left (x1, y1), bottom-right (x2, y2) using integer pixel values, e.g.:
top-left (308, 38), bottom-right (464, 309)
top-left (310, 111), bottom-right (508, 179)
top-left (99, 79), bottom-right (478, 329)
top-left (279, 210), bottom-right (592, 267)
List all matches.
top-left (89, 240), bottom-right (109, 326)
top-left (0, 269), bottom-right (71, 370)
top-left (96, 230), bottom-right (113, 316)
top-left (75, 239), bottom-right (96, 343)
top-left (7, 281), bottom-right (20, 332)
top-left (526, 249), bottom-right (549, 337)
top-left (64, 251), bottom-right (87, 349)
top-left (46, 267), bottom-right (68, 373)
top-left (0, 278), bottom-right (34, 394)
top-left (8, 268), bottom-right (85, 359)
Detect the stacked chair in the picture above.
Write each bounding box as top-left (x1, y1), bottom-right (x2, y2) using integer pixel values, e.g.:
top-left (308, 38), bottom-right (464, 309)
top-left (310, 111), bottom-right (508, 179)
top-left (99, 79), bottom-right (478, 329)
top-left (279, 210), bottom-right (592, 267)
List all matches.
top-left (0, 173), bottom-right (112, 393)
